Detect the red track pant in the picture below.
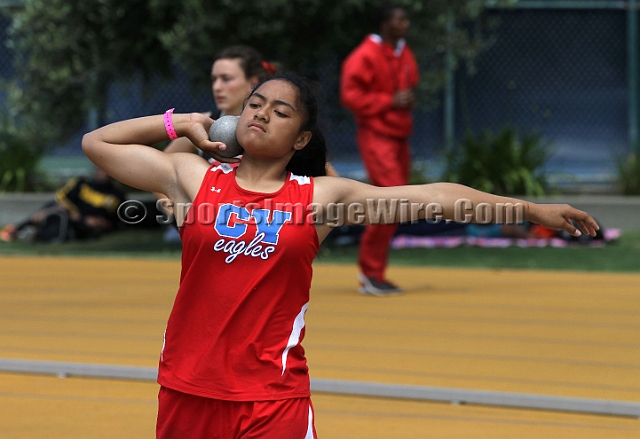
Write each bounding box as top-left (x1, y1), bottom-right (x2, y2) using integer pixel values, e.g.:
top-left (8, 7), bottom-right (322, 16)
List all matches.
top-left (356, 126), bottom-right (411, 280)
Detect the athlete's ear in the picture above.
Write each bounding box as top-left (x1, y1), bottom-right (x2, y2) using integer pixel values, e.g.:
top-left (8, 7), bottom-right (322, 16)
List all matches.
top-left (294, 131), bottom-right (312, 151)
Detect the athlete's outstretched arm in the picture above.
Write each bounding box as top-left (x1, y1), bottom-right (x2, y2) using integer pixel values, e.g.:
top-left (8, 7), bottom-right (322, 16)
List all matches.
top-left (313, 177), bottom-right (599, 241)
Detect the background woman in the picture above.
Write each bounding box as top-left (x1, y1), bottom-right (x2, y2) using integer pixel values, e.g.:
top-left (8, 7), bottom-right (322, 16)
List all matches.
top-left (163, 45), bottom-right (275, 156)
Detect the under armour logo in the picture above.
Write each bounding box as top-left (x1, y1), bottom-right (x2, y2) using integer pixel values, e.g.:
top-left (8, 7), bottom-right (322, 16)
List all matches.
top-left (211, 186), bottom-right (221, 193)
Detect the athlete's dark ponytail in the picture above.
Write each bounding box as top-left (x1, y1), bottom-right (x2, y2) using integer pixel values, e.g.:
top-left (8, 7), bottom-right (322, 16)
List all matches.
top-left (286, 126), bottom-right (327, 177)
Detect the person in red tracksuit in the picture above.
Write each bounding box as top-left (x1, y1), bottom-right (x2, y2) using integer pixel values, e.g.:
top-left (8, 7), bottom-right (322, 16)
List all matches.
top-left (340, 4), bottom-right (420, 296)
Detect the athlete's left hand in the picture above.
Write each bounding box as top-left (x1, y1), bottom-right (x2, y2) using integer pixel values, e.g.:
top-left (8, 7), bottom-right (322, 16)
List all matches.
top-left (527, 203), bottom-right (599, 237)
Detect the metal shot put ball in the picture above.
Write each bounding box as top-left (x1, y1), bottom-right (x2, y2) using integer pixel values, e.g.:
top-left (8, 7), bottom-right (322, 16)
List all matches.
top-left (208, 115), bottom-right (243, 158)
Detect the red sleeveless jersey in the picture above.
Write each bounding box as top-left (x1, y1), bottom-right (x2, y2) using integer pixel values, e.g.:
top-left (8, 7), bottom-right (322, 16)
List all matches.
top-left (157, 165), bottom-right (319, 401)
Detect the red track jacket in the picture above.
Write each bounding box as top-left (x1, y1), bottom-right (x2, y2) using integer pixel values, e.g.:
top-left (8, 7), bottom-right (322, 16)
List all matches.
top-left (340, 35), bottom-right (419, 139)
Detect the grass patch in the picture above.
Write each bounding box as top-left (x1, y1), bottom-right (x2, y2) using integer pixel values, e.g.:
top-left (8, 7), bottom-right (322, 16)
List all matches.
top-left (0, 228), bottom-right (182, 259)
top-left (318, 230), bottom-right (640, 272)
top-left (318, 233), bottom-right (640, 272)
top-left (1, 228), bottom-right (639, 272)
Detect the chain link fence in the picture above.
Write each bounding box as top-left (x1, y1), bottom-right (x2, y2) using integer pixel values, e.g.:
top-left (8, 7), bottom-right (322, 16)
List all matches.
top-left (0, 2), bottom-right (636, 189)
top-left (0, 13), bottom-right (14, 112)
top-left (458, 4), bottom-right (630, 190)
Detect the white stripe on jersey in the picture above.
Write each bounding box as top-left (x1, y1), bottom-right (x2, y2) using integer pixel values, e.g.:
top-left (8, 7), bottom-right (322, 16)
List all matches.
top-left (281, 302), bottom-right (309, 375)
top-left (212, 163), bottom-right (234, 173)
top-left (305, 404), bottom-right (315, 439)
top-left (289, 174), bottom-right (311, 185)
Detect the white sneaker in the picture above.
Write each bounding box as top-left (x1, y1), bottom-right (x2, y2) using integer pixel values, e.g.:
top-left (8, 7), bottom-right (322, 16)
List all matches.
top-left (358, 273), bottom-right (403, 297)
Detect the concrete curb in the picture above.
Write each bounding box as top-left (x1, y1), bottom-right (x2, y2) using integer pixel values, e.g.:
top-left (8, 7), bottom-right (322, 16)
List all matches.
top-left (1, 358), bottom-right (638, 418)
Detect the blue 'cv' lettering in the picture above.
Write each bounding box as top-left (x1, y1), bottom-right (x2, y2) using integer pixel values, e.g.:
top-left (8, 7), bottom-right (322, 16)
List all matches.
top-left (214, 204), bottom-right (291, 245)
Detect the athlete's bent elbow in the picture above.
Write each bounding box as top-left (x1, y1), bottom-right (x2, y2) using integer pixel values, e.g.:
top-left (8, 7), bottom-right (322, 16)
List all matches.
top-left (81, 132), bottom-right (98, 158)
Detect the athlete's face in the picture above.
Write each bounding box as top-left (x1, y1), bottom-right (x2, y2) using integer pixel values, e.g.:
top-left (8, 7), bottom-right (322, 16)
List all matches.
top-left (211, 58), bottom-right (258, 116)
top-left (236, 79), bottom-right (311, 160)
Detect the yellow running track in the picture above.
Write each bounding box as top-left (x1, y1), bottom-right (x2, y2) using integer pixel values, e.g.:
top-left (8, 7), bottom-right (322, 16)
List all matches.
top-left (0, 256), bottom-right (638, 438)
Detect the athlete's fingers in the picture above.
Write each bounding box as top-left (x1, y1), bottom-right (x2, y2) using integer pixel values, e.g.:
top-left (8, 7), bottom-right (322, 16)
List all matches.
top-left (569, 209), bottom-right (599, 237)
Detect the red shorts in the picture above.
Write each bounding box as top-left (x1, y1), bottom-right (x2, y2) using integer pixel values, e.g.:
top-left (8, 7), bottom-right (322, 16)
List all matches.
top-left (156, 386), bottom-right (317, 439)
